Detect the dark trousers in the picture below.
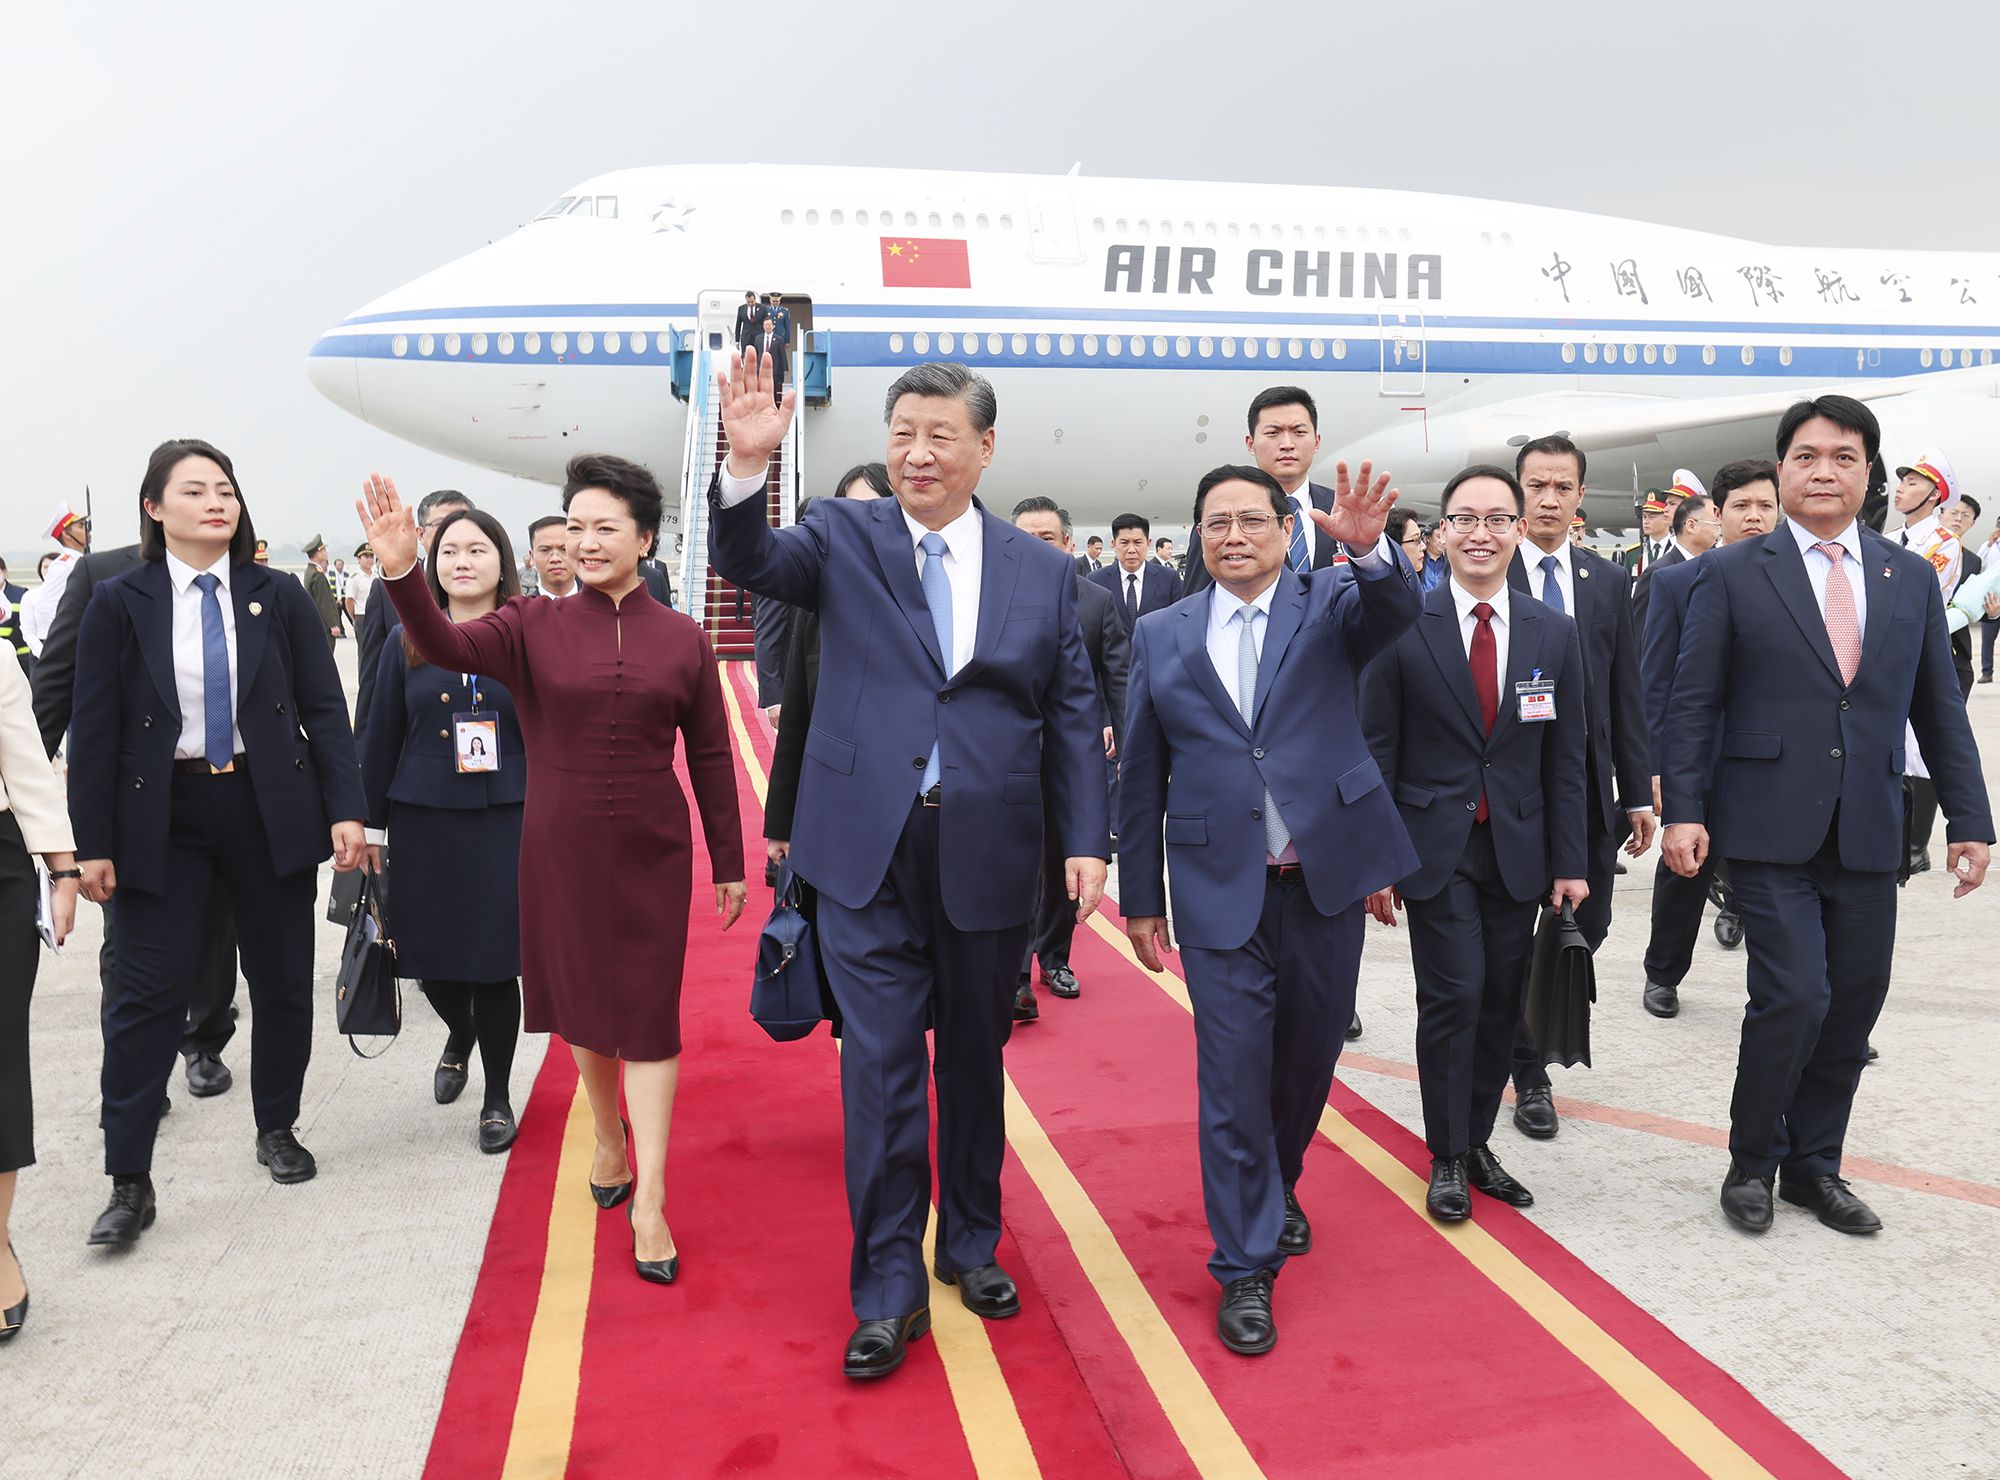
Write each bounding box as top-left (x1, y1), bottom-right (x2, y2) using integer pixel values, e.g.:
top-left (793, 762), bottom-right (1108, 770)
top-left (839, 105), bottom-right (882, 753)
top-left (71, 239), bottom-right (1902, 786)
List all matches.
top-left (98, 890), bottom-right (239, 1057)
top-left (1018, 824), bottom-right (1079, 985)
top-left (1981, 616), bottom-right (1997, 678)
top-left (0, 817), bottom-right (40, 1173)
top-left (1642, 850), bottom-right (1717, 991)
top-left (815, 798), bottom-right (1029, 1321)
top-left (1512, 821), bottom-right (1617, 1092)
top-left (1181, 879), bottom-right (1360, 1285)
top-left (1407, 824), bottom-right (1540, 1159)
top-left (1723, 825), bottom-right (1895, 1179)
top-left (101, 771), bottom-right (317, 1175)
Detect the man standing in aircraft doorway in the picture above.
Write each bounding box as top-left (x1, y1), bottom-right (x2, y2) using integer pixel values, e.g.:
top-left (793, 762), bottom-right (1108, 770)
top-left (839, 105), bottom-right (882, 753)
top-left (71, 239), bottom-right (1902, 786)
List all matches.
top-left (1505, 435), bottom-right (1654, 1139)
top-left (735, 291), bottom-right (760, 349)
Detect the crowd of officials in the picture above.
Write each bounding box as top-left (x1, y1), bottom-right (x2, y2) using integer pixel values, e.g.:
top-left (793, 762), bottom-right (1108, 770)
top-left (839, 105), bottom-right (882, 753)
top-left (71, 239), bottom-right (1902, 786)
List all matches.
top-left (0, 350), bottom-right (1990, 1371)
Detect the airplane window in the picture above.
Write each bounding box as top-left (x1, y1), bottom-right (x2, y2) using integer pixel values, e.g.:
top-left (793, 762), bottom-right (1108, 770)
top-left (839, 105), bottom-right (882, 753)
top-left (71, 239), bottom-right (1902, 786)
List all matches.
top-left (975, 213), bottom-right (989, 229)
top-left (568, 198), bottom-right (594, 218)
top-left (1778, 346), bottom-right (1792, 366)
top-left (1083, 335), bottom-right (1098, 355)
top-left (445, 333), bottom-right (462, 356)
top-left (1152, 336), bottom-right (1167, 356)
top-left (1248, 224), bottom-right (1262, 240)
top-left (1288, 338), bottom-right (1303, 359)
top-left (392, 335), bottom-right (408, 357)
top-left (1662, 344), bottom-right (1676, 365)
top-left (1622, 344), bottom-right (1637, 364)
top-left (952, 213), bottom-right (964, 228)
top-left (1183, 221), bottom-right (1196, 237)
top-left (1961, 348), bottom-right (1974, 368)
top-left (1227, 223), bottom-right (1240, 239)
top-left (536, 197), bottom-right (574, 219)
top-left (656, 332), bottom-right (671, 353)
top-left (938, 332), bottom-right (955, 353)
top-left (1174, 335), bottom-right (1190, 357)
top-left (1221, 338), bottom-right (1236, 359)
top-left (1293, 225), bottom-right (1306, 241)
top-left (904, 211), bottom-right (917, 228)
top-left (1336, 225), bottom-right (1349, 242)
top-left (1331, 338), bottom-right (1346, 360)
top-left (1266, 338), bottom-right (1281, 358)
top-left (604, 331), bottom-right (620, 354)
top-left (1642, 344), bottom-right (1656, 364)
top-left (1199, 336), bottom-right (1214, 357)
top-left (1107, 335), bottom-right (1123, 355)
top-left (596, 197), bottom-right (617, 218)
top-left (1481, 232), bottom-right (1493, 248)
top-left (1092, 218), bottom-right (1105, 233)
top-left (1138, 219), bottom-right (1152, 236)
top-left (830, 209), bottom-right (844, 226)
top-left (1313, 225), bottom-right (1326, 241)
top-left (1740, 345), bottom-right (1754, 366)
top-left (1584, 343), bottom-right (1598, 364)
top-left (1012, 333), bottom-right (1028, 355)
top-left (1920, 348), bottom-right (1934, 367)
top-left (1205, 222), bottom-right (1218, 237)
top-left (1035, 333), bottom-right (1051, 355)
top-left (855, 209), bottom-right (870, 226)
top-left (578, 332), bottom-right (595, 354)
top-left (785, 210), bottom-right (798, 226)
top-left (960, 334), bottom-right (977, 357)
top-left (1984, 349), bottom-right (1994, 367)
top-left (1161, 221), bottom-right (1173, 237)
top-left (889, 333), bottom-right (904, 353)
top-left (525, 332), bottom-right (541, 354)
top-left (988, 332), bottom-right (1003, 354)
top-left (551, 331), bottom-right (568, 355)
top-left (999, 215), bottom-right (1013, 230)
top-left (1500, 232), bottom-right (1514, 247)
top-left (471, 333), bottom-right (488, 356)
top-left (1309, 339), bottom-right (1324, 359)
top-left (1561, 343), bottom-right (1576, 364)
top-left (498, 332), bottom-right (514, 355)
top-left (1133, 336), bottom-right (1148, 358)
top-left (1701, 344), bottom-right (1715, 365)
top-left (418, 333), bottom-right (435, 356)
top-left (1061, 334), bottom-right (1076, 356)
top-left (928, 212), bottom-right (941, 228)
top-left (914, 332), bottom-right (930, 354)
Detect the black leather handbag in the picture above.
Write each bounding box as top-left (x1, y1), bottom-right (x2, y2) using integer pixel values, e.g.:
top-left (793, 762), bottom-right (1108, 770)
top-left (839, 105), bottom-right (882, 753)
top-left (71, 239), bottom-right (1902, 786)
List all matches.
top-left (750, 860), bottom-right (825, 1041)
top-left (335, 872), bottom-right (401, 1057)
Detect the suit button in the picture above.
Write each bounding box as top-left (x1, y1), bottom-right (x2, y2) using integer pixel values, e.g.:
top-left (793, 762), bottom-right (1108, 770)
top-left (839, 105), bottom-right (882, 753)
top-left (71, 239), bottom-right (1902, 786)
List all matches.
top-left (1829, 747), bottom-right (1842, 758)
top-left (913, 757), bottom-right (926, 769)
top-left (440, 729), bottom-right (450, 738)
top-left (133, 778), bottom-right (143, 790)
top-left (295, 758), bottom-right (306, 770)
top-left (1252, 747), bottom-right (1265, 759)
top-left (939, 691), bottom-right (952, 703)
top-left (1482, 758), bottom-right (1492, 768)
top-left (276, 703), bottom-right (286, 715)
top-left (441, 693), bottom-right (452, 702)
top-left (1465, 801), bottom-right (1478, 812)
top-left (1250, 809), bottom-right (1262, 820)
top-left (142, 716), bottom-right (153, 728)
top-left (1839, 699), bottom-right (1850, 710)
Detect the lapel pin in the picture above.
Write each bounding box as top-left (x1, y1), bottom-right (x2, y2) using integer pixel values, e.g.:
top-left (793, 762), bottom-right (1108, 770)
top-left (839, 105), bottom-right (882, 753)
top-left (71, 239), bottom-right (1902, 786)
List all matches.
top-left (1578, 566), bottom-right (1590, 579)
top-left (1882, 566), bottom-right (1892, 579)
top-left (249, 601), bottom-right (263, 615)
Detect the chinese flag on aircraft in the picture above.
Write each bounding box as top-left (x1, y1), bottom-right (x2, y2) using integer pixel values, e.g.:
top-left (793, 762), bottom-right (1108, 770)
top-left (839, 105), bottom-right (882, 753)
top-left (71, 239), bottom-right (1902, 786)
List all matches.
top-left (880, 237), bottom-right (971, 289)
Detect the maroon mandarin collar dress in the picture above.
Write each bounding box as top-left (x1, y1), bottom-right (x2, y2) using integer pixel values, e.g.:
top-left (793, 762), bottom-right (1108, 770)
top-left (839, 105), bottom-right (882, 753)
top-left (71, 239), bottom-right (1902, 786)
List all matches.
top-left (384, 571), bottom-right (744, 1059)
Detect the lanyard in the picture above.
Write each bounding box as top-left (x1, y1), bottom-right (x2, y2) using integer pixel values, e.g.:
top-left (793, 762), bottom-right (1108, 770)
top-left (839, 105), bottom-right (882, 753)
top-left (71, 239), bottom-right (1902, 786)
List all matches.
top-left (462, 673), bottom-right (482, 712)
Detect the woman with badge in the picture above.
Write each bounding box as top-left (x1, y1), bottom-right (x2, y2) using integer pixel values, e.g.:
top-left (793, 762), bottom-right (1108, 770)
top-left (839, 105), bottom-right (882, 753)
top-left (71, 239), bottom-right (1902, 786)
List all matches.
top-left (72, 439), bottom-right (366, 1249)
top-left (358, 454), bottom-right (746, 1286)
top-left (360, 508), bottom-right (528, 1152)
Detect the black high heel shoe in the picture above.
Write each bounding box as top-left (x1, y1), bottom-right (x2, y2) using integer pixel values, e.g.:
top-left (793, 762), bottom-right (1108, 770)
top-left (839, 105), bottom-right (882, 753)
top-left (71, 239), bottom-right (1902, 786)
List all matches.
top-left (0, 1243), bottom-right (26, 1343)
top-left (627, 1203), bottom-right (679, 1285)
top-left (588, 1116), bottom-right (633, 1210)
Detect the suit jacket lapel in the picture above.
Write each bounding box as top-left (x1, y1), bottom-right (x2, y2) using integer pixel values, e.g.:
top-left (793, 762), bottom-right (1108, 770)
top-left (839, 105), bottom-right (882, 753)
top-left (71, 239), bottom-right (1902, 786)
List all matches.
top-left (1507, 548), bottom-right (1532, 598)
top-left (1761, 532), bottom-right (1844, 684)
top-left (1177, 595), bottom-right (1251, 739)
top-left (1494, 599), bottom-right (1544, 730)
top-left (870, 501), bottom-right (946, 675)
top-left (1308, 481), bottom-right (1335, 568)
top-left (1251, 569), bottom-right (1307, 719)
top-left (126, 560), bottom-right (180, 716)
top-left (950, 508), bottom-right (1021, 688)
top-left (232, 563), bottom-right (271, 708)
top-left (1418, 587), bottom-right (1486, 735)
top-left (1857, 529), bottom-right (1900, 676)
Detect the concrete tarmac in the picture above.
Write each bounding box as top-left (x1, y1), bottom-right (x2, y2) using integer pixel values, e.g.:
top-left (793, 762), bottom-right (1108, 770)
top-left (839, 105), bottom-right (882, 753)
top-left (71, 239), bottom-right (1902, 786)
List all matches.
top-left (3, 638), bottom-right (1996, 1479)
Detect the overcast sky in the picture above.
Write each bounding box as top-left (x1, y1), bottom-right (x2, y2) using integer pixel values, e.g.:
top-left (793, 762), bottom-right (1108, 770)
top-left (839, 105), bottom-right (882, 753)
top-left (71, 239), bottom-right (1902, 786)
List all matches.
top-left (8, 0), bottom-right (1998, 559)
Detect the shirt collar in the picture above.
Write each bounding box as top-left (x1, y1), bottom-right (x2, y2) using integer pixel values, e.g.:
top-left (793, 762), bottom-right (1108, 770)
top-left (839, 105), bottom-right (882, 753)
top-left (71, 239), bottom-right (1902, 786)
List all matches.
top-left (165, 548), bottom-right (232, 595)
top-left (1789, 518), bottom-right (1863, 562)
top-left (1524, 538), bottom-right (1572, 578)
top-left (1208, 573), bottom-right (1282, 633)
top-left (1901, 510), bottom-right (1942, 543)
top-left (1449, 577), bottom-right (1509, 626)
top-left (902, 500), bottom-right (982, 564)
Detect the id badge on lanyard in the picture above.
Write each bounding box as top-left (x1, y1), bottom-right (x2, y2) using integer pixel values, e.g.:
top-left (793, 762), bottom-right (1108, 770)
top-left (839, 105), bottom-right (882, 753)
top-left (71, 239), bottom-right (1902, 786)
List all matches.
top-left (1516, 669), bottom-right (1556, 723)
top-left (454, 672), bottom-right (500, 773)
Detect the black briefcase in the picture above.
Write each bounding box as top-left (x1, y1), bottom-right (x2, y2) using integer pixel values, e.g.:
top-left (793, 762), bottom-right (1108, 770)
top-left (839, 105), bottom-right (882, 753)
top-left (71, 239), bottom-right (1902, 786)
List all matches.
top-left (750, 860), bottom-right (825, 1042)
top-left (1524, 899), bottom-right (1596, 1068)
top-left (335, 872), bottom-right (401, 1057)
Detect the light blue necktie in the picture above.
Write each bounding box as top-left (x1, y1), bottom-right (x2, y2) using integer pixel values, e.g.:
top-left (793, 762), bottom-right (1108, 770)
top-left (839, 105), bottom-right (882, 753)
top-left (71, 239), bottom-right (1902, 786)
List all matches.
top-left (193, 572), bottom-right (233, 770)
top-left (1287, 499), bottom-right (1310, 574)
top-left (919, 532), bottom-right (952, 793)
top-left (1539, 554), bottom-right (1565, 616)
top-left (1235, 608), bottom-right (1291, 858)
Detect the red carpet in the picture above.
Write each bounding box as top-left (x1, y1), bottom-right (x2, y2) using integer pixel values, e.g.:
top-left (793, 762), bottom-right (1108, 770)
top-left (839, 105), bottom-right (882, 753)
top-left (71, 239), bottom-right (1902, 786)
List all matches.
top-left (422, 660), bottom-right (1843, 1479)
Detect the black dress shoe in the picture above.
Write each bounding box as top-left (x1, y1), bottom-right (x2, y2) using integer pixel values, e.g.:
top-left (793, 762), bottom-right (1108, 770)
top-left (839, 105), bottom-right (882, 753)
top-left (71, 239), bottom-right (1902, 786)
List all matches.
top-left (1466, 1144), bottom-right (1534, 1206)
top-left (434, 1054), bottom-right (469, 1105)
top-left (1012, 984), bottom-right (1039, 1023)
top-left (255, 1128), bottom-right (317, 1184)
top-left (1643, 980), bottom-right (1680, 1018)
top-left (1217, 1270), bottom-right (1276, 1355)
top-left (1614, 859), bottom-right (1628, 875)
top-left (1779, 1173), bottom-right (1882, 1234)
top-left (0, 1244), bottom-right (26, 1342)
top-left (1278, 1189), bottom-right (1312, 1254)
top-left (1044, 964), bottom-right (1081, 999)
top-left (184, 1052), bottom-right (233, 1097)
top-left (478, 1105), bottom-right (519, 1154)
top-left (936, 1262), bottom-right (1020, 1318)
top-left (88, 1175), bottom-right (157, 1247)
top-left (1906, 849), bottom-right (1931, 876)
top-left (1512, 1085), bottom-right (1559, 1139)
top-left (589, 1117), bottom-right (633, 1208)
top-left (1426, 1156), bottom-right (1470, 1222)
top-left (843, 1308), bottom-right (931, 1379)
top-left (1864, 1042), bottom-right (1880, 1064)
top-left (1345, 1012), bottom-right (1363, 1041)
top-left (1720, 1164), bottom-right (1774, 1233)
top-left (627, 1204), bottom-right (680, 1284)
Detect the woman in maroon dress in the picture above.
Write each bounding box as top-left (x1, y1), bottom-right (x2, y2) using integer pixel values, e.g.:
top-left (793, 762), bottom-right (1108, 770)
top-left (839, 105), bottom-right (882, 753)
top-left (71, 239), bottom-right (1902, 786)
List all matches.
top-left (358, 455), bottom-right (746, 1284)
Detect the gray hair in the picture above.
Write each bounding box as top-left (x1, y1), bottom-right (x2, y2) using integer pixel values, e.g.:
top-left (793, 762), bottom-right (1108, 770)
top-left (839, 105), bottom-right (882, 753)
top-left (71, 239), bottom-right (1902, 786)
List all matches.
top-left (883, 361), bottom-right (997, 434)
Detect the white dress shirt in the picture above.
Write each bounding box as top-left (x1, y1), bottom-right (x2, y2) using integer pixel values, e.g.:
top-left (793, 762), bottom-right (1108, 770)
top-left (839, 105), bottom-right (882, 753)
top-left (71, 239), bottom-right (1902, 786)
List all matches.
top-left (720, 464), bottom-right (983, 669)
top-left (164, 549), bottom-right (246, 761)
top-left (1788, 518), bottom-right (1869, 637)
top-left (538, 580), bottom-right (580, 600)
top-left (1518, 538), bottom-right (1575, 614)
top-left (348, 568), bottom-right (375, 615)
top-left (1448, 577), bottom-right (1511, 681)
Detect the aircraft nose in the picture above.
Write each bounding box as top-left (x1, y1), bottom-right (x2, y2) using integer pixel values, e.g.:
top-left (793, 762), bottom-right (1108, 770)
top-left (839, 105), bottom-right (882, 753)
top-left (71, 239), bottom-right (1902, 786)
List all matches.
top-left (306, 335), bottom-right (366, 421)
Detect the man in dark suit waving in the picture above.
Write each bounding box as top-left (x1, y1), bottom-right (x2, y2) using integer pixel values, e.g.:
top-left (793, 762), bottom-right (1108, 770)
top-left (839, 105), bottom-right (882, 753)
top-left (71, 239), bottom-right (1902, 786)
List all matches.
top-left (710, 351), bottom-right (1109, 1379)
top-left (1090, 512), bottom-right (1181, 628)
top-left (1663, 396), bottom-right (1991, 1237)
top-left (1120, 461), bottom-right (1418, 1355)
top-left (1503, 435), bottom-right (1654, 1137)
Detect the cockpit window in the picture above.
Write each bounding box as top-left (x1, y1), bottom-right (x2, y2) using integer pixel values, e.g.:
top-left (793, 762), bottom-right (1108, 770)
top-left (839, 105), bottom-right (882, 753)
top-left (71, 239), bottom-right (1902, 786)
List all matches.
top-left (595, 195), bottom-right (618, 219)
top-left (536, 196), bottom-right (575, 220)
top-left (567, 197), bottom-right (595, 218)
top-left (535, 193), bottom-right (618, 221)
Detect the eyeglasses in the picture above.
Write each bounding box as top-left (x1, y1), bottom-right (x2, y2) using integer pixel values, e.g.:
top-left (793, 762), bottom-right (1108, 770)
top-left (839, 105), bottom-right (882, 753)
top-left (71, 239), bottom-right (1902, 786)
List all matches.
top-left (1440, 512), bottom-right (1522, 533)
top-left (1199, 512), bottom-right (1281, 538)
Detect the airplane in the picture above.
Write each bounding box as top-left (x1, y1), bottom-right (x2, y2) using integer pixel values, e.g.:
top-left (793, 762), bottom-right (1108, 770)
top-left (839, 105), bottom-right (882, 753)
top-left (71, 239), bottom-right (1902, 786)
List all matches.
top-left (308, 162), bottom-right (2000, 560)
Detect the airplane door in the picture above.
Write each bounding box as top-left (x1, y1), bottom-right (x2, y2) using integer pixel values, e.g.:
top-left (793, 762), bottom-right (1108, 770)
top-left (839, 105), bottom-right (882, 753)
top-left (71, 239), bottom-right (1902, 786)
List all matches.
top-left (697, 288), bottom-right (739, 352)
top-left (1026, 183), bottom-right (1082, 264)
top-left (1379, 312), bottom-right (1427, 397)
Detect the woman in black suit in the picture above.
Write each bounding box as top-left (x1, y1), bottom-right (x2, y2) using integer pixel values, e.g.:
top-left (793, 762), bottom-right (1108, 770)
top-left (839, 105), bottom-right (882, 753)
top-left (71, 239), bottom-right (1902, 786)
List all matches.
top-left (764, 464), bottom-right (890, 867)
top-left (360, 509), bottom-right (528, 1152)
top-left (70, 439), bottom-right (366, 1249)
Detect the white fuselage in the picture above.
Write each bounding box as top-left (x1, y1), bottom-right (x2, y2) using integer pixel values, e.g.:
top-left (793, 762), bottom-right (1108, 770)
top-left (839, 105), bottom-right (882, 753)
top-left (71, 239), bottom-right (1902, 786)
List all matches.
top-left (308, 163), bottom-right (2000, 530)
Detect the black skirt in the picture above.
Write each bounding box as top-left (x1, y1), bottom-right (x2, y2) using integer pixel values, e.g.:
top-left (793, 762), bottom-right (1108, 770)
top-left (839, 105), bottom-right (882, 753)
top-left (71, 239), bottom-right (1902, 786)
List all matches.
top-left (0, 812), bottom-right (42, 1173)
top-left (383, 801), bottom-right (524, 982)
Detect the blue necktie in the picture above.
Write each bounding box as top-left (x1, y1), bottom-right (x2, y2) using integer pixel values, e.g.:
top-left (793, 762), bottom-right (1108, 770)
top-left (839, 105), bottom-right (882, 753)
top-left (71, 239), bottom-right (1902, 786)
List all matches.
top-left (193, 572), bottom-right (233, 769)
top-left (1235, 609), bottom-right (1291, 858)
top-left (1287, 499), bottom-right (1310, 574)
top-left (919, 532), bottom-right (952, 792)
top-left (1539, 554), bottom-right (1565, 616)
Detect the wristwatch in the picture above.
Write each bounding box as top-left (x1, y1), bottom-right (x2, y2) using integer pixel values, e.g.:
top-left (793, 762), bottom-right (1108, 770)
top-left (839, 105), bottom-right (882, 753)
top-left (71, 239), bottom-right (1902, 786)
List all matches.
top-left (47, 868), bottom-right (82, 880)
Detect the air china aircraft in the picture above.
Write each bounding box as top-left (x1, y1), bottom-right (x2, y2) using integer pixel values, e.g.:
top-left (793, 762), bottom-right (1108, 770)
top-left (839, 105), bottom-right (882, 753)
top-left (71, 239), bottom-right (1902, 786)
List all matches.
top-left (307, 162), bottom-right (2000, 533)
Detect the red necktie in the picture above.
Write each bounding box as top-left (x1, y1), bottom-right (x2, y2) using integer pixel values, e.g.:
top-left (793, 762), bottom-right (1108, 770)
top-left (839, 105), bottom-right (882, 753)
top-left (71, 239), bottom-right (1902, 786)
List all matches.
top-left (1471, 601), bottom-right (1498, 821)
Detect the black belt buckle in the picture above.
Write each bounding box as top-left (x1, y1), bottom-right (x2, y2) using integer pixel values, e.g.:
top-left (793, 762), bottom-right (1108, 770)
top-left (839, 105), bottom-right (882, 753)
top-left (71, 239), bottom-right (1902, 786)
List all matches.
top-left (175, 753), bottom-right (247, 776)
top-left (1267, 861), bottom-right (1304, 881)
top-left (921, 784), bottom-right (942, 809)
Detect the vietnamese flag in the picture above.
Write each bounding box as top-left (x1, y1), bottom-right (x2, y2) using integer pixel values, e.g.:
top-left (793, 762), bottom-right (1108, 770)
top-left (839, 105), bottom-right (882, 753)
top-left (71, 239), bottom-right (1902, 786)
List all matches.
top-left (880, 237), bottom-right (971, 289)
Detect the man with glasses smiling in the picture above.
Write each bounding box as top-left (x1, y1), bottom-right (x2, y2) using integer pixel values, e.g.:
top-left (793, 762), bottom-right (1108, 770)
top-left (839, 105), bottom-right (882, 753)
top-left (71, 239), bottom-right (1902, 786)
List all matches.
top-left (354, 488), bottom-right (474, 747)
top-left (1120, 460), bottom-right (1416, 1354)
